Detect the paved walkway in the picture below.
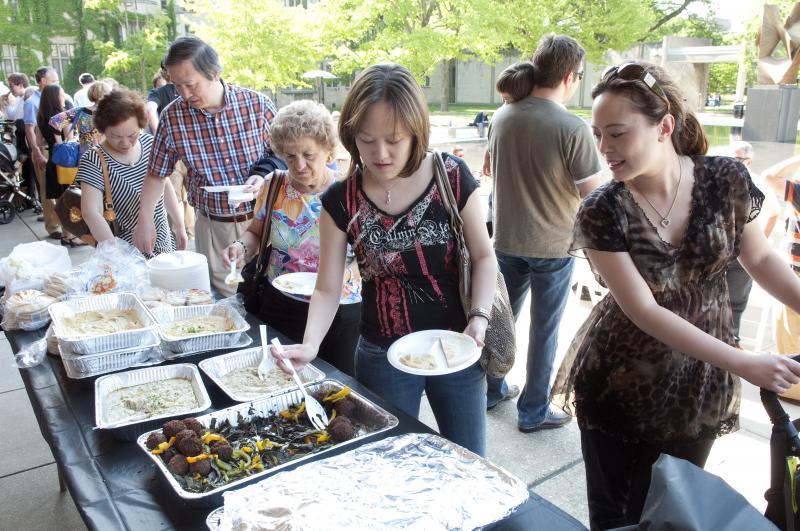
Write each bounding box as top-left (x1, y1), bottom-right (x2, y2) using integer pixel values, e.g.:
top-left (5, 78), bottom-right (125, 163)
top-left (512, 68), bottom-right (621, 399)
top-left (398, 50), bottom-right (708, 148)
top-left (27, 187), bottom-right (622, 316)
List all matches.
top-left (2, 138), bottom-right (800, 528)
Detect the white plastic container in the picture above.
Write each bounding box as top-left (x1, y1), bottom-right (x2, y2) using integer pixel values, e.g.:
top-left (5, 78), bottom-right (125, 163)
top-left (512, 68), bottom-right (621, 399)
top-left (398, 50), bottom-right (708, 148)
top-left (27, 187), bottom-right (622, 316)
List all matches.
top-left (147, 251), bottom-right (211, 293)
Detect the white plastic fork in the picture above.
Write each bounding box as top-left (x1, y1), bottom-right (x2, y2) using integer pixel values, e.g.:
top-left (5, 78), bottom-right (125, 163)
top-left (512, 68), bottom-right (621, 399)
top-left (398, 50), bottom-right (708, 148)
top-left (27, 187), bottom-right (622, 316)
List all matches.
top-left (271, 337), bottom-right (328, 431)
top-left (257, 325), bottom-right (270, 381)
top-left (224, 260), bottom-right (244, 286)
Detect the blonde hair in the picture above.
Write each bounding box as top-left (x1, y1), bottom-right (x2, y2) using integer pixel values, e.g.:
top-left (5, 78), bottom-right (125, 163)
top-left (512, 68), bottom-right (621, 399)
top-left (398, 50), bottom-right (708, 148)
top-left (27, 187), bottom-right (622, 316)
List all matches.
top-left (87, 81), bottom-right (111, 104)
top-left (269, 100), bottom-right (337, 158)
top-left (339, 64), bottom-right (429, 178)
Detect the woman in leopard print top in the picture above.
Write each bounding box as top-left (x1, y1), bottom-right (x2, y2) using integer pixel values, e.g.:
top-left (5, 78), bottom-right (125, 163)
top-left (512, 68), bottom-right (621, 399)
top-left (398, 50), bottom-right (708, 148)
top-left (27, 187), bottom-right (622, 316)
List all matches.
top-left (552, 62), bottom-right (800, 530)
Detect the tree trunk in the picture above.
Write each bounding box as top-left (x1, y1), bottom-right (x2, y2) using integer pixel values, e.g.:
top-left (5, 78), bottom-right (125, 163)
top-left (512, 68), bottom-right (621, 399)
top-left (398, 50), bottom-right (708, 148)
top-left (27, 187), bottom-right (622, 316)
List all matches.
top-left (439, 60), bottom-right (450, 112)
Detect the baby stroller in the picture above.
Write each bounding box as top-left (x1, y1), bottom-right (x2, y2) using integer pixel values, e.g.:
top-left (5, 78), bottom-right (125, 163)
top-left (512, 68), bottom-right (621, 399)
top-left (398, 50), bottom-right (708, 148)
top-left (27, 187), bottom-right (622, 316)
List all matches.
top-left (0, 119), bottom-right (35, 225)
top-left (762, 381), bottom-right (800, 530)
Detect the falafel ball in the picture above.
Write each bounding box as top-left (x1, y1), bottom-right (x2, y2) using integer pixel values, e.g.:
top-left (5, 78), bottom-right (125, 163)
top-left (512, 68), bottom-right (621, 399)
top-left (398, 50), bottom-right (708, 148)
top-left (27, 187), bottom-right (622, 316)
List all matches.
top-left (160, 447), bottom-right (178, 464)
top-left (162, 419), bottom-right (187, 439)
top-left (182, 417), bottom-right (206, 437)
top-left (177, 435), bottom-right (204, 457)
top-left (167, 454), bottom-right (189, 476)
top-left (210, 442), bottom-right (233, 461)
top-left (332, 396), bottom-right (357, 419)
top-left (189, 458), bottom-right (212, 477)
top-left (174, 429), bottom-right (198, 448)
top-left (312, 389), bottom-right (329, 403)
top-left (146, 431), bottom-right (167, 450)
top-left (327, 415), bottom-right (355, 442)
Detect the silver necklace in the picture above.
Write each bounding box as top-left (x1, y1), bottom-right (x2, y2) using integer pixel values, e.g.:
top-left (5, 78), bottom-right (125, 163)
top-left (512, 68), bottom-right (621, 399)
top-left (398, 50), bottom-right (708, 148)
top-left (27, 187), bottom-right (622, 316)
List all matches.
top-left (377, 178), bottom-right (403, 206)
top-left (630, 161), bottom-right (683, 228)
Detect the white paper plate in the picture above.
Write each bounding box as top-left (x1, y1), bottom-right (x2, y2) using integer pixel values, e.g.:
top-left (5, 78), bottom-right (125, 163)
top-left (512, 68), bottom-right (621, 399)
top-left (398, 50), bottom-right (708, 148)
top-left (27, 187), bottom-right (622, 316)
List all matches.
top-left (387, 330), bottom-right (479, 376)
top-left (272, 272), bottom-right (317, 298)
top-left (202, 185), bottom-right (250, 193)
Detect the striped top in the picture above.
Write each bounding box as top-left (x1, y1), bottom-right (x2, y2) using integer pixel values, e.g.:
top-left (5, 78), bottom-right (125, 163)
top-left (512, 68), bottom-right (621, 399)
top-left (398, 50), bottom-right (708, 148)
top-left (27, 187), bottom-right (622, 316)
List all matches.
top-left (148, 82), bottom-right (277, 216)
top-left (76, 133), bottom-right (175, 256)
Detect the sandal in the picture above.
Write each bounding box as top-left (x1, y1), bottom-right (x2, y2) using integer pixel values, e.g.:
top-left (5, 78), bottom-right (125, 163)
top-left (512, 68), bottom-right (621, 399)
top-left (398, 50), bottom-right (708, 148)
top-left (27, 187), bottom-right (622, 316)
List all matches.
top-left (60, 236), bottom-right (88, 247)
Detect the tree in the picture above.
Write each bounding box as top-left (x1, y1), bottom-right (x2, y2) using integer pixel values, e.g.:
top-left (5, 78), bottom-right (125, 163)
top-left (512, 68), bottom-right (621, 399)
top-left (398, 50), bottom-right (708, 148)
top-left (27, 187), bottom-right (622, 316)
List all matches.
top-left (94, 16), bottom-right (170, 93)
top-left (183, 0), bottom-right (323, 92)
top-left (320, 0), bottom-right (518, 110)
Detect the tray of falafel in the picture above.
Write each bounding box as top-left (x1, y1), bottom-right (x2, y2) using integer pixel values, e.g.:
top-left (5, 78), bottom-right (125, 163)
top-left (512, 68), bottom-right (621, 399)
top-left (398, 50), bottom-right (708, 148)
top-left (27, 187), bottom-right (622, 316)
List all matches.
top-left (136, 379), bottom-right (399, 504)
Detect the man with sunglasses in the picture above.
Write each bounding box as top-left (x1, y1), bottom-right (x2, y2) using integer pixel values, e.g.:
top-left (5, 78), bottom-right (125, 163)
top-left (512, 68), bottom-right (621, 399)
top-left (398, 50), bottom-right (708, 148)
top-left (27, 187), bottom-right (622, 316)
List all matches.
top-left (486, 34), bottom-right (603, 432)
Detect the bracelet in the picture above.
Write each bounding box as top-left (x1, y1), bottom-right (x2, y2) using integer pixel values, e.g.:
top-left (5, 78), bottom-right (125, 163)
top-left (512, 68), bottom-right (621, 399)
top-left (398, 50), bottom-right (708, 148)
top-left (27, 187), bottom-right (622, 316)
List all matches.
top-left (233, 239), bottom-right (248, 258)
top-left (468, 306), bottom-right (491, 321)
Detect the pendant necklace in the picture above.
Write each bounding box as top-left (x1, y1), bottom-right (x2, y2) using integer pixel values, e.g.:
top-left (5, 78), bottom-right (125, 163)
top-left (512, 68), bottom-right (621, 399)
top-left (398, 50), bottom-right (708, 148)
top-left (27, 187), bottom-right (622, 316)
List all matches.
top-left (378, 178), bottom-right (403, 206)
top-left (630, 161), bottom-right (683, 228)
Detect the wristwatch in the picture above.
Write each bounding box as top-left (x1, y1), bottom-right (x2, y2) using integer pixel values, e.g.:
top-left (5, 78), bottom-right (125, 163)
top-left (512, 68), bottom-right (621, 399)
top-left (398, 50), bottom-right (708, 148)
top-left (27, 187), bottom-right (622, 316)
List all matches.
top-left (468, 306), bottom-right (492, 321)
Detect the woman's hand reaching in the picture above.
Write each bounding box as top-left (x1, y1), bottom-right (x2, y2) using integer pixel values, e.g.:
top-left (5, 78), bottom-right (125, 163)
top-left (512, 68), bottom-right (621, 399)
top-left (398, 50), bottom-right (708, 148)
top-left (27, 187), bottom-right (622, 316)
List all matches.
top-left (271, 342), bottom-right (319, 374)
top-left (737, 352), bottom-right (800, 394)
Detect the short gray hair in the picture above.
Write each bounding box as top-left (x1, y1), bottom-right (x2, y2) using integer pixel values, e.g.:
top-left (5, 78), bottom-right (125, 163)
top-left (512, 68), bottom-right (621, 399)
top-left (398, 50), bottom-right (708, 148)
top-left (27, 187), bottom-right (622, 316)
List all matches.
top-left (270, 100), bottom-right (337, 158)
top-left (164, 36), bottom-right (222, 80)
top-left (730, 141), bottom-right (754, 159)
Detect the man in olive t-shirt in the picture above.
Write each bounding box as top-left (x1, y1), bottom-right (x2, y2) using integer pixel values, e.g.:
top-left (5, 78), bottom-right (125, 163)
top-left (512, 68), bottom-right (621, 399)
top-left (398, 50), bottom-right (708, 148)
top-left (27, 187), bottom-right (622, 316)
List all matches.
top-left (486, 34), bottom-right (603, 432)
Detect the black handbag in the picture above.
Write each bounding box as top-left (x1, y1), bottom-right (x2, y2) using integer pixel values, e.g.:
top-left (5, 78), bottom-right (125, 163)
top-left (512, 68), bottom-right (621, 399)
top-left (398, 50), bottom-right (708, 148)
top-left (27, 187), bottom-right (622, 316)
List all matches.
top-left (432, 150), bottom-right (517, 378)
top-left (237, 171), bottom-right (286, 311)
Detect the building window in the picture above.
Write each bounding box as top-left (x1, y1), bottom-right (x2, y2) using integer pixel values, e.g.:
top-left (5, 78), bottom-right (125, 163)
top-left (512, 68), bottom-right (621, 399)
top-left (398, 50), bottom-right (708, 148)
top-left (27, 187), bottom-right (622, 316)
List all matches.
top-left (423, 76), bottom-right (431, 88)
top-left (284, 0), bottom-right (308, 6)
top-left (50, 43), bottom-right (74, 82)
top-left (1, 45), bottom-right (19, 76)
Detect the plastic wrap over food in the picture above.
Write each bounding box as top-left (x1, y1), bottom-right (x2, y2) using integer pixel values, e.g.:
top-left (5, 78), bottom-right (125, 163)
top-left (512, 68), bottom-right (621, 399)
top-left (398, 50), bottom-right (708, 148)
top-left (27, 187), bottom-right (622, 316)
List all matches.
top-left (212, 433), bottom-right (529, 531)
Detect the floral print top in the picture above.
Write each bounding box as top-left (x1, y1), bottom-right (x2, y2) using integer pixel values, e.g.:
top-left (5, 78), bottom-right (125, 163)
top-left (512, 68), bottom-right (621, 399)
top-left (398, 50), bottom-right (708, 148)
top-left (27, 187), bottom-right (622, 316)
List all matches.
top-left (254, 171), bottom-right (360, 304)
top-left (48, 107), bottom-right (100, 156)
top-left (552, 156), bottom-right (764, 445)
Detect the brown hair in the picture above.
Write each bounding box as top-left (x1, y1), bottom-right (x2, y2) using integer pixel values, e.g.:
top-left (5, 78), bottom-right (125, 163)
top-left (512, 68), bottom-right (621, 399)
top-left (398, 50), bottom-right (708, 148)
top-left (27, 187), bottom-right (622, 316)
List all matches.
top-left (592, 62), bottom-right (708, 156)
top-left (87, 81), bottom-right (111, 104)
top-left (93, 89), bottom-right (147, 132)
top-left (530, 34), bottom-right (585, 89)
top-left (339, 64), bottom-right (429, 178)
top-left (496, 61), bottom-right (535, 102)
top-left (7, 73), bottom-right (29, 88)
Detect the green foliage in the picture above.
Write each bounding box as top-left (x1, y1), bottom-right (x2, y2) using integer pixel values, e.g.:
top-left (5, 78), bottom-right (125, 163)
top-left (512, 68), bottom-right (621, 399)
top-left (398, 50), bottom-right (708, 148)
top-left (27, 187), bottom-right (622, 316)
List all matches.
top-left (94, 16), bottom-right (170, 93)
top-left (707, 62), bottom-right (739, 94)
top-left (183, 0), bottom-right (323, 91)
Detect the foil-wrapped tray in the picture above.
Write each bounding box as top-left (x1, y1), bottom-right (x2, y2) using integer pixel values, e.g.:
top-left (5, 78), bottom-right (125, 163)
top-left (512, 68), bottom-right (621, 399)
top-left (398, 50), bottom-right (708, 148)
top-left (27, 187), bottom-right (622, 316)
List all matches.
top-left (49, 292), bottom-right (159, 355)
top-left (95, 363), bottom-right (212, 441)
top-left (136, 379), bottom-right (399, 505)
top-left (155, 304), bottom-right (250, 355)
top-left (206, 433), bottom-right (530, 531)
top-left (198, 347), bottom-right (326, 402)
top-left (60, 343), bottom-right (162, 379)
top-left (163, 333), bottom-right (253, 361)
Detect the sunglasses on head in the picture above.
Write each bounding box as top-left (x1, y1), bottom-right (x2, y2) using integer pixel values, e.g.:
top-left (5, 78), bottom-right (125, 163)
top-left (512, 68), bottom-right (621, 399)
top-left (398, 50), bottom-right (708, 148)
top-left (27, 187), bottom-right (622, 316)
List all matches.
top-left (603, 62), bottom-right (670, 111)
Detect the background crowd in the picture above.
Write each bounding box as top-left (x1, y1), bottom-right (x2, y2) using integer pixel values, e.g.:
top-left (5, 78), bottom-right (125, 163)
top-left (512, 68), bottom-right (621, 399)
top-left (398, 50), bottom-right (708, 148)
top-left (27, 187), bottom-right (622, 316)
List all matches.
top-left (5, 31), bottom-right (800, 531)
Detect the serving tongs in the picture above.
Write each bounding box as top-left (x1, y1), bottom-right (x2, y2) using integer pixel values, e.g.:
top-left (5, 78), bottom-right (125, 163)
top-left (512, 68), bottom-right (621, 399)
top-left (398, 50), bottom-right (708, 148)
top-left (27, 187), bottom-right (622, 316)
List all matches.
top-left (271, 337), bottom-right (329, 431)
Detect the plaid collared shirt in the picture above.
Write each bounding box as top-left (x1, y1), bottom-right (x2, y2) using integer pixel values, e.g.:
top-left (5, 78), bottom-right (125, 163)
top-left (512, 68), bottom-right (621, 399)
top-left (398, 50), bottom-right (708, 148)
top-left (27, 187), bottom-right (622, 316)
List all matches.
top-left (148, 82), bottom-right (277, 215)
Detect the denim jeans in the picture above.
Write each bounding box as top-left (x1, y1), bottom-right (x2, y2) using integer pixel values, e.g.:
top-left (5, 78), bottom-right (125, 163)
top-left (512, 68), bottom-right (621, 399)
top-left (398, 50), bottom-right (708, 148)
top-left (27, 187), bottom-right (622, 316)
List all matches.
top-left (487, 251), bottom-right (574, 427)
top-left (355, 337), bottom-right (487, 456)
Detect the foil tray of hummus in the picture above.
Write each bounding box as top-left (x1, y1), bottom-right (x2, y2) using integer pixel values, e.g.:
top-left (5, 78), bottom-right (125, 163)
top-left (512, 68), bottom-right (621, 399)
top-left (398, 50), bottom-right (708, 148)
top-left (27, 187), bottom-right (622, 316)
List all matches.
top-left (95, 363), bottom-right (212, 441)
top-left (198, 347), bottom-right (326, 402)
top-left (154, 304), bottom-right (250, 356)
top-left (136, 379), bottom-right (398, 506)
top-left (49, 292), bottom-right (159, 355)
top-left (206, 433), bottom-right (530, 531)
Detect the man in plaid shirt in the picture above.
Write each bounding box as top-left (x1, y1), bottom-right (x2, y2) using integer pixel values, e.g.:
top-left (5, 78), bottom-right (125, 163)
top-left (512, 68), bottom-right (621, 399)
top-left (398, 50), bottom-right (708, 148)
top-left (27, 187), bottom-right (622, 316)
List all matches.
top-left (134, 36), bottom-right (277, 296)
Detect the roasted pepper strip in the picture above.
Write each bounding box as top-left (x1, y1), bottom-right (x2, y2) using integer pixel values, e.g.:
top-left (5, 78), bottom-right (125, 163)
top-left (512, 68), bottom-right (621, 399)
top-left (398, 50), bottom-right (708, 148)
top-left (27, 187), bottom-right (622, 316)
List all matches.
top-left (186, 453), bottom-right (210, 463)
top-left (316, 433), bottom-right (330, 444)
top-left (215, 457), bottom-right (233, 471)
top-left (151, 436), bottom-right (177, 454)
top-left (323, 386), bottom-right (351, 402)
top-left (201, 433), bottom-right (226, 445)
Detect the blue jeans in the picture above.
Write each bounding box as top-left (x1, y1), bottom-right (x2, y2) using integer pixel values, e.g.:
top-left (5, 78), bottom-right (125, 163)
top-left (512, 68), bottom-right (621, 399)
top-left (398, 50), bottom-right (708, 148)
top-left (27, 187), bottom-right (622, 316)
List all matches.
top-left (355, 337), bottom-right (487, 456)
top-left (487, 251), bottom-right (574, 427)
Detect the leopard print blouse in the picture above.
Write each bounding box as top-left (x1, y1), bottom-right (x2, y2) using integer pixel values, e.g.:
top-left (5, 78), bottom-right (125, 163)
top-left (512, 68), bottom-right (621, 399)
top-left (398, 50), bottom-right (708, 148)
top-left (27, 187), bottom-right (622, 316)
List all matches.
top-left (553, 155), bottom-right (764, 445)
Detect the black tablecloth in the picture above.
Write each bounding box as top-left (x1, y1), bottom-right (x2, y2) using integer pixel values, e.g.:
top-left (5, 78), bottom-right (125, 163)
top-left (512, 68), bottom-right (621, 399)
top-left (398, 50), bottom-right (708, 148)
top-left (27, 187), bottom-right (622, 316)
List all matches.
top-left (6, 314), bottom-right (585, 530)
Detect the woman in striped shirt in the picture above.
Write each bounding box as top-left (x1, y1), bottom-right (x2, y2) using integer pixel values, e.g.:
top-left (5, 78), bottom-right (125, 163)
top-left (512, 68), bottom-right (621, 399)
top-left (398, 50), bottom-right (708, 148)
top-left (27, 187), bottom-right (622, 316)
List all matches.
top-left (76, 89), bottom-right (187, 255)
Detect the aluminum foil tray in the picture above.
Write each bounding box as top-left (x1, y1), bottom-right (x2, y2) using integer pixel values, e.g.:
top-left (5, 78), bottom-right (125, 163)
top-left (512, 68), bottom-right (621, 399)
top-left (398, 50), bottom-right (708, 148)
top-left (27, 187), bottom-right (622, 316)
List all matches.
top-left (206, 433), bottom-right (530, 531)
top-left (95, 363), bottom-right (212, 441)
top-left (162, 333), bottom-right (253, 361)
top-left (60, 343), bottom-right (162, 379)
top-left (49, 292), bottom-right (159, 355)
top-left (137, 379), bottom-right (399, 505)
top-left (198, 347), bottom-right (326, 402)
top-left (156, 304), bottom-right (250, 355)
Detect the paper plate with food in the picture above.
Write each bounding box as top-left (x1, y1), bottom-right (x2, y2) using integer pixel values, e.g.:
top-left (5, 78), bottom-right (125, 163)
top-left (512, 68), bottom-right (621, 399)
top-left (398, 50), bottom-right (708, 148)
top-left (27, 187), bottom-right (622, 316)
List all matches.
top-left (387, 330), bottom-right (480, 376)
top-left (272, 272), bottom-right (317, 299)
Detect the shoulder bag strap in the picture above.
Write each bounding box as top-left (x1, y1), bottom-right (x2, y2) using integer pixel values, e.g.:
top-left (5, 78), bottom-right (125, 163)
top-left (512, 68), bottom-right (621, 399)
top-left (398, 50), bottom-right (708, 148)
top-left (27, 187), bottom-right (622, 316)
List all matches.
top-left (254, 170), bottom-right (286, 275)
top-left (94, 147), bottom-right (116, 223)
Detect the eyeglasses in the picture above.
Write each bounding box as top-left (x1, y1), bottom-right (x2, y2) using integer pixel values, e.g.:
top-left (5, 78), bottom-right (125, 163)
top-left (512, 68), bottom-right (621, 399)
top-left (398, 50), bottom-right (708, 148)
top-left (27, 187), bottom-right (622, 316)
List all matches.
top-left (574, 71), bottom-right (584, 81)
top-left (602, 62), bottom-right (670, 112)
top-left (735, 156), bottom-right (751, 162)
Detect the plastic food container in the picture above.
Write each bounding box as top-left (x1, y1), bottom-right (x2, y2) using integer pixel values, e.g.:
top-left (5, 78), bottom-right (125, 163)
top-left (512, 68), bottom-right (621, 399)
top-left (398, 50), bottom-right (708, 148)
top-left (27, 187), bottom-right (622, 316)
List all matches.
top-left (137, 379), bottom-right (399, 505)
top-left (60, 343), bottom-right (162, 379)
top-left (95, 363), bottom-right (212, 441)
top-left (198, 347), bottom-right (326, 402)
top-left (49, 292), bottom-right (159, 355)
top-left (147, 251), bottom-right (211, 293)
